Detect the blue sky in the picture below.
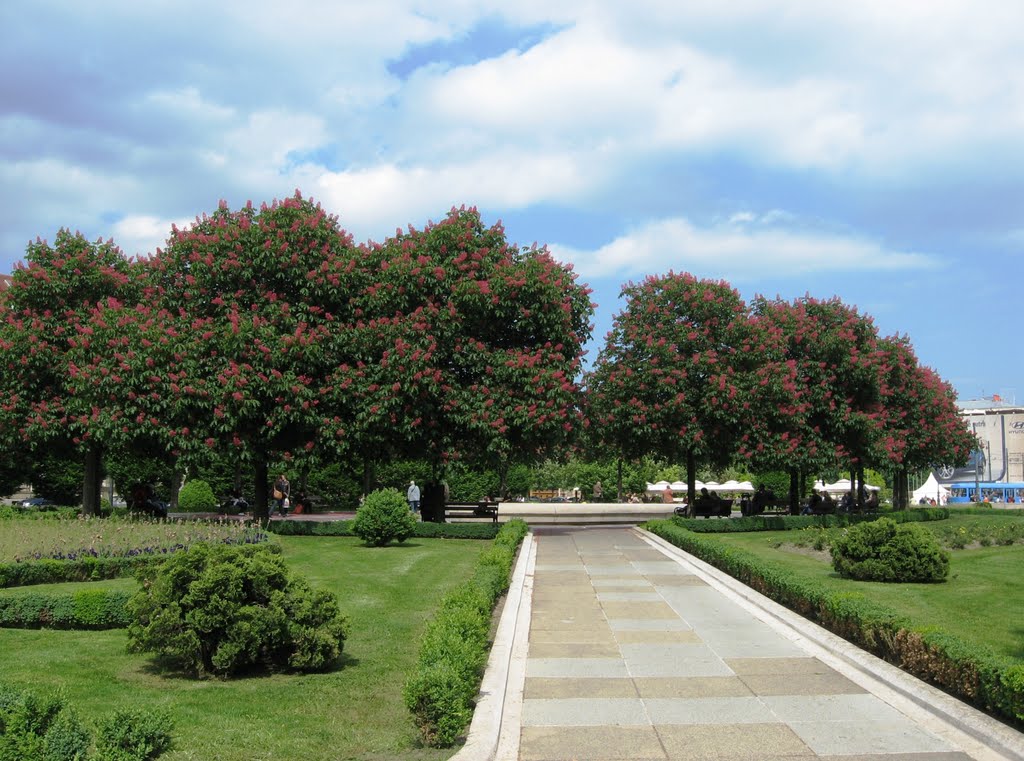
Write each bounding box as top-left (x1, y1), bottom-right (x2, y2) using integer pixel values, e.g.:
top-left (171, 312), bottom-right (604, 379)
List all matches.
top-left (3, 1), bottom-right (1023, 401)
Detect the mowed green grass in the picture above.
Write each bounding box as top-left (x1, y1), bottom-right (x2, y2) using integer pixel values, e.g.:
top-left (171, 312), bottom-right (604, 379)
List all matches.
top-left (710, 515), bottom-right (1024, 661)
top-left (0, 535), bottom-right (484, 760)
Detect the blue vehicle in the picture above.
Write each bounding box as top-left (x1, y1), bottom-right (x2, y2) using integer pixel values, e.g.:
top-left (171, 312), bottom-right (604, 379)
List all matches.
top-left (946, 482), bottom-right (1024, 504)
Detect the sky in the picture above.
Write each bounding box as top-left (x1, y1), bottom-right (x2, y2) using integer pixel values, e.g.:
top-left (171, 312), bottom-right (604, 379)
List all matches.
top-left (2, 0), bottom-right (1023, 402)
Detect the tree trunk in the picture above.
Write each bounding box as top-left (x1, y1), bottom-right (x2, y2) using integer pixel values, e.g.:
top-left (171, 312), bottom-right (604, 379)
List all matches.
top-left (788, 468), bottom-right (799, 514)
top-left (686, 449), bottom-right (696, 517)
top-left (169, 468), bottom-right (182, 512)
top-left (253, 453), bottom-right (270, 521)
top-left (81, 444), bottom-right (103, 516)
top-left (616, 457), bottom-right (623, 503)
top-left (362, 459), bottom-right (375, 497)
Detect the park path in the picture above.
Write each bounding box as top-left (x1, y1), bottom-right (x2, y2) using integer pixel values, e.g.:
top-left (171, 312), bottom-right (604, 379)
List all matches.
top-left (506, 525), bottom-right (1008, 761)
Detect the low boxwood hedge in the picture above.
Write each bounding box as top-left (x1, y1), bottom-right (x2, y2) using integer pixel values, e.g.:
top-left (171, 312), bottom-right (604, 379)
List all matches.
top-left (644, 519), bottom-right (1024, 726)
top-left (671, 508), bottom-right (949, 534)
top-left (404, 519), bottom-right (529, 747)
top-left (267, 519), bottom-right (501, 540)
top-left (0, 588), bottom-right (134, 629)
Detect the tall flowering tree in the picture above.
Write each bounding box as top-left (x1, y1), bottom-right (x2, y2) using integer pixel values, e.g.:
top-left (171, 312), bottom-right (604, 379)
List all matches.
top-left (874, 336), bottom-right (975, 507)
top-left (586, 273), bottom-right (754, 509)
top-left (123, 194), bottom-right (359, 517)
top-left (0, 230), bottom-right (137, 513)
top-left (331, 208), bottom-right (593, 493)
top-left (749, 296), bottom-right (900, 505)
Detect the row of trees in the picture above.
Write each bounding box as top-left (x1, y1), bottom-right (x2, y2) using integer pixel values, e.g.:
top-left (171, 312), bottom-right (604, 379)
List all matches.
top-left (584, 274), bottom-right (975, 510)
top-left (0, 198), bottom-right (973, 516)
top-left (0, 195), bottom-right (592, 518)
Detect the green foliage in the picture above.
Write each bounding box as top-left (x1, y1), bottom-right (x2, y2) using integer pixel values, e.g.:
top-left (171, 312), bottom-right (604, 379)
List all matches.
top-left (0, 588), bottom-right (133, 629)
top-left (405, 519), bottom-right (528, 746)
top-left (0, 686), bottom-right (97, 761)
top-left (42, 707), bottom-right (91, 761)
top-left (175, 480), bottom-right (216, 513)
top-left (668, 508), bottom-right (948, 534)
top-left (303, 461), bottom-right (361, 511)
top-left (30, 451), bottom-right (84, 508)
top-left (127, 544), bottom-right (347, 677)
top-left (831, 518), bottom-right (950, 582)
top-left (94, 708), bottom-right (172, 761)
top-left (267, 518), bottom-right (500, 540)
top-left (351, 489), bottom-right (417, 547)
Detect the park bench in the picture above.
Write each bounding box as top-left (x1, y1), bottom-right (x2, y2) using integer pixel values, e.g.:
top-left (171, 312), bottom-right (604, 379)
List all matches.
top-left (444, 500), bottom-right (500, 523)
top-left (690, 497), bottom-right (732, 518)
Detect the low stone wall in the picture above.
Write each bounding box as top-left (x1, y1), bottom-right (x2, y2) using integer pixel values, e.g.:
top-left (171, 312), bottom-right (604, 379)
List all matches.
top-left (472, 502), bottom-right (678, 524)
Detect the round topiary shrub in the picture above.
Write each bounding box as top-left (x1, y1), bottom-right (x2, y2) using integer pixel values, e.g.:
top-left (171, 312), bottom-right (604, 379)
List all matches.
top-left (176, 480), bottom-right (217, 513)
top-left (352, 488), bottom-right (417, 547)
top-left (831, 517), bottom-right (949, 582)
top-left (127, 544), bottom-right (348, 677)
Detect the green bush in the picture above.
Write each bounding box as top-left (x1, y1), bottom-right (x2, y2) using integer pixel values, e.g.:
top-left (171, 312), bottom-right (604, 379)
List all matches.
top-left (831, 518), bottom-right (949, 582)
top-left (175, 480), bottom-right (216, 513)
top-left (127, 544), bottom-right (347, 677)
top-left (351, 489), bottom-right (417, 547)
top-left (0, 684), bottom-right (173, 761)
top-left (670, 508), bottom-right (949, 534)
top-left (0, 686), bottom-right (91, 761)
top-left (94, 708), bottom-right (172, 761)
top-left (405, 519), bottom-right (528, 747)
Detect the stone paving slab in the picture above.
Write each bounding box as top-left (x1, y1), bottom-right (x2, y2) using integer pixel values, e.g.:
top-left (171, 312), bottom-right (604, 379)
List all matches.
top-left (508, 526), bottom-right (1005, 761)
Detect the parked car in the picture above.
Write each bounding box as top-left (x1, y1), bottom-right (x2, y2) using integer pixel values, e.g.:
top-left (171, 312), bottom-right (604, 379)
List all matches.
top-left (19, 497), bottom-right (56, 509)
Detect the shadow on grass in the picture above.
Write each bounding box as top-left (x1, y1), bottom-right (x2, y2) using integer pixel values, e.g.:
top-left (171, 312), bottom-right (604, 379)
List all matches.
top-left (138, 649), bottom-right (360, 680)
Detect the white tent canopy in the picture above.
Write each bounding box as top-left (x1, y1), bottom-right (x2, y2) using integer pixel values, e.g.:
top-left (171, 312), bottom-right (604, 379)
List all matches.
top-left (814, 478), bottom-right (880, 494)
top-left (646, 480), bottom-right (705, 493)
top-left (911, 473), bottom-right (949, 504)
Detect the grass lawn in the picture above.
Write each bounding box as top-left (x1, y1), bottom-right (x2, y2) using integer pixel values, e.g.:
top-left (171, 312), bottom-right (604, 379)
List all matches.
top-left (708, 514), bottom-right (1024, 661)
top-left (0, 535), bottom-right (485, 760)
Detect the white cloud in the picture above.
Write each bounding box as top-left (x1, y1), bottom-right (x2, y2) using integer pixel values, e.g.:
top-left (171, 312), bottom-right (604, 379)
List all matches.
top-left (550, 216), bottom-right (938, 280)
top-left (110, 215), bottom-right (190, 257)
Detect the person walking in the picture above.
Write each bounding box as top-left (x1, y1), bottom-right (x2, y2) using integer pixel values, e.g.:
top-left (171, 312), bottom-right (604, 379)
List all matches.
top-left (407, 480), bottom-right (421, 514)
top-left (272, 474), bottom-right (290, 517)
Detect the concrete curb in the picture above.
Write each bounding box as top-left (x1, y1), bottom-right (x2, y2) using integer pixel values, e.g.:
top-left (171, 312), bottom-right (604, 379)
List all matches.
top-left (448, 532), bottom-right (535, 761)
top-left (639, 527), bottom-right (1024, 761)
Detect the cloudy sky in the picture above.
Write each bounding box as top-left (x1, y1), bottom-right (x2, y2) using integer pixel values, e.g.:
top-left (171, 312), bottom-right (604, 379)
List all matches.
top-left (3, 1), bottom-right (1023, 401)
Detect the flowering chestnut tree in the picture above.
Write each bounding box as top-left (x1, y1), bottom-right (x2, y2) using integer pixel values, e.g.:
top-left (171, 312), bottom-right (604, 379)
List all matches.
top-left (586, 273), bottom-right (754, 509)
top-left (0, 230), bottom-right (137, 513)
top-left (123, 194), bottom-right (359, 517)
top-left (746, 296), bottom-right (888, 506)
top-left (331, 208), bottom-right (593, 493)
top-left (874, 336), bottom-right (975, 507)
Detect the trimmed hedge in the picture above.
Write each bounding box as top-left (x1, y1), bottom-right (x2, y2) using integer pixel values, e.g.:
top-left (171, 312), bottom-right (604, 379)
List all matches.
top-left (671, 508), bottom-right (949, 534)
top-left (0, 588), bottom-right (133, 629)
top-left (0, 557), bottom-right (160, 589)
top-left (404, 519), bottom-right (529, 747)
top-left (644, 519), bottom-right (1024, 725)
top-left (267, 519), bottom-right (501, 540)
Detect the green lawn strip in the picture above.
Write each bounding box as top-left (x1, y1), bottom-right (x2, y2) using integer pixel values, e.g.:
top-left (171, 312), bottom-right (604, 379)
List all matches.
top-left (0, 535), bottom-right (483, 761)
top-left (0, 578), bottom-right (137, 597)
top-left (712, 530), bottom-right (1024, 661)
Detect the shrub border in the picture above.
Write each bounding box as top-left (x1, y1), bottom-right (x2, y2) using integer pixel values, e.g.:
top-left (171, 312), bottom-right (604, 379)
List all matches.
top-left (644, 519), bottom-right (1024, 727)
top-left (670, 508), bottom-right (949, 534)
top-left (404, 519), bottom-right (529, 747)
top-left (267, 519), bottom-right (501, 540)
top-left (0, 587), bottom-right (134, 629)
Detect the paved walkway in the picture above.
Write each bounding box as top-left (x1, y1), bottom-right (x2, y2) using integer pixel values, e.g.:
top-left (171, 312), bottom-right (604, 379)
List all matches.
top-left (494, 526), bottom-right (1019, 761)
